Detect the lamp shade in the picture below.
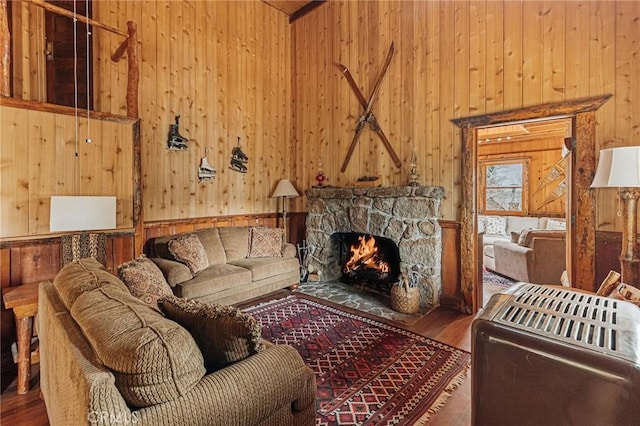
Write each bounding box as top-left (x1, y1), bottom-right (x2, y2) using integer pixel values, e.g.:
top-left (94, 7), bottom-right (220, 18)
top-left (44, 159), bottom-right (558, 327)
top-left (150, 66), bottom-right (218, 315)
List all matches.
top-left (271, 179), bottom-right (299, 198)
top-left (591, 146), bottom-right (640, 188)
top-left (50, 196), bottom-right (116, 232)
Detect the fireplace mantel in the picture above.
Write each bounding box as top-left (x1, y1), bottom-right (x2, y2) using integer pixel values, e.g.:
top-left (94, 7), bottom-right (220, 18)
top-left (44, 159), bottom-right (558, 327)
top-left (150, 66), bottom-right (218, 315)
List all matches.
top-left (305, 185), bottom-right (445, 307)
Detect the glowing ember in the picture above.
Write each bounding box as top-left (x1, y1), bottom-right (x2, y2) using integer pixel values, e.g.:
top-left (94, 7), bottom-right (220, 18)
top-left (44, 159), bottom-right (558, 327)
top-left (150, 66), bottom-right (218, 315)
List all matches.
top-left (344, 235), bottom-right (390, 277)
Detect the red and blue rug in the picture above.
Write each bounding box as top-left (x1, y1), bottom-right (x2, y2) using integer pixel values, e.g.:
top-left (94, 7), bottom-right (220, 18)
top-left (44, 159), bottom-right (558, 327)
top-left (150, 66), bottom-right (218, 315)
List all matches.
top-left (244, 296), bottom-right (470, 425)
top-left (483, 268), bottom-right (518, 288)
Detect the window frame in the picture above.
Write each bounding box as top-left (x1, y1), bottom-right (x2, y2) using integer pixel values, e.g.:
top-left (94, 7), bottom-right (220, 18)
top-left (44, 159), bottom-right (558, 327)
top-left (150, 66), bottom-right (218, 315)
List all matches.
top-left (479, 158), bottom-right (529, 216)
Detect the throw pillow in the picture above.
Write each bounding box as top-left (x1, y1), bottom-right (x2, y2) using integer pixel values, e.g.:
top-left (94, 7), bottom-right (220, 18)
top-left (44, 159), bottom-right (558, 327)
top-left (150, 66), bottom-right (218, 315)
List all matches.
top-left (117, 255), bottom-right (173, 307)
top-left (477, 216), bottom-right (486, 234)
top-left (510, 231), bottom-right (520, 243)
top-left (517, 228), bottom-right (534, 246)
top-left (484, 216), bottom-right (507, 236)
top-left (247, 227), bottom-right (283, 258)
top-left (546, 219), bottom-right (566, 230)
top-left (158, 297), bottom-right (265, 372)
top-left (168, 233), bottom-right (209, 274)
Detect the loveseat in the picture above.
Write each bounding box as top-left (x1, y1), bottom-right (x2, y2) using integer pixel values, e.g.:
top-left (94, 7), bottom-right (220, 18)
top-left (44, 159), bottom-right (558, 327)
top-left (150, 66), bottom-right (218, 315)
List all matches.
top-left (485, 229), bottom-right (566, 284)
top-left (480, 215), bottom-right (566, 285)
top-left (39, 258), bottom-right (316, 426)
top-left (146, 226), bottom-right (300, 305)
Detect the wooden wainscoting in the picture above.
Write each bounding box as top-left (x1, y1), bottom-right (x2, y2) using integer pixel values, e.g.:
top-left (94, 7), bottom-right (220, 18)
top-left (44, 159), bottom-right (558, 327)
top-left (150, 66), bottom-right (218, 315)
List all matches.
top-left (439, 220), bottom-right (463, 311)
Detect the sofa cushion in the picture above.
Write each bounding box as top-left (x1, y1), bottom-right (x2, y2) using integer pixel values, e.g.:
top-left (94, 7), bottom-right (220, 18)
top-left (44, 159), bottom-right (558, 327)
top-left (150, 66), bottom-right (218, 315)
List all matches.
top-left (53, 257), bottom-right (119, 308)
top-left (507, 216), bottom-right (540, 234)
top-left (517, 228), bottom-right (534, 246)
top-left (231, 257), bottom-right (300, 282)
top-left (55, 259), bottom-right (206, 408)
top-left (168, 233), bottom-right (209, 274)
top-left (194, 227), bottom-right (226, 265)
top-left (150, 257), bottom-right (193, 286)
top-left (159, 297), bottom-right (264, 372)
top-left (117, 255), bottom-right (173, 308)
top-left (478, 215), bottom-right (486, 233)
top-left (485, 216), bottom-right (507, 236)
top-left (248, 227), bottom-right (283, 258)
top-left (546, 218), bottom-right (566, 230)
top-left (218, 226), bottom-right (249, 262)
top-left (173, 263), bottom-right (252, 300)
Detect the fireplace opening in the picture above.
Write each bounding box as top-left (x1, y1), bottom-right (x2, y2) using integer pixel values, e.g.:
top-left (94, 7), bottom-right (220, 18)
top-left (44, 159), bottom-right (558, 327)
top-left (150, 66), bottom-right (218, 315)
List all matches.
top-left (336, 232), bottom-right (401, 292)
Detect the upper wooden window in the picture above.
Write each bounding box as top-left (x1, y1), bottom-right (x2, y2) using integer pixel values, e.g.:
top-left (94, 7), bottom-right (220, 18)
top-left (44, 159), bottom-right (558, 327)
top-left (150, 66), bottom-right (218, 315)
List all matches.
top-left (479, 158), bottom-right (529, 215)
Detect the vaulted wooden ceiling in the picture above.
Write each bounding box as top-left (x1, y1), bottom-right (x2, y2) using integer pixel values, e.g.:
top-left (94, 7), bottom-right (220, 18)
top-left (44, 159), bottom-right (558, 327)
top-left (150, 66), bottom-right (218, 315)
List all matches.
top-left (262, 0), bottom-right (325, 22)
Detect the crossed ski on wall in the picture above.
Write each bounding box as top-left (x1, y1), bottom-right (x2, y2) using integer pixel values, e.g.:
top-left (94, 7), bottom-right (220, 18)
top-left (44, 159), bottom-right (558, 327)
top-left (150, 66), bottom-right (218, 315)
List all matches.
top-left (338, 41), bottom-right (402, 172)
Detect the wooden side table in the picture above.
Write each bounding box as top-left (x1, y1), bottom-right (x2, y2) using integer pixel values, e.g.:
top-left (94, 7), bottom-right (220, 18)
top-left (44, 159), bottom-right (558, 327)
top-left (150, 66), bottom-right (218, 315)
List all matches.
top-left (2, 281), bottom-right (40, 394)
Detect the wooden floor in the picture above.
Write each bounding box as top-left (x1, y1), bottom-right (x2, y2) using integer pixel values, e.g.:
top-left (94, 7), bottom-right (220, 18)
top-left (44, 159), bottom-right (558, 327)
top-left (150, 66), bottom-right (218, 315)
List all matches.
top-left (0, 285), bottom-right (504, 425)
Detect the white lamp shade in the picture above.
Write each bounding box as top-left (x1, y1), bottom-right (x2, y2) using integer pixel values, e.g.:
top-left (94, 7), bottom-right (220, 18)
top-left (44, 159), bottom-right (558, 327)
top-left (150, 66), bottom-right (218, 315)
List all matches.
top-left (271, 179), bottom-right (299, 198)
top-left (591, 146), bottom-right (640, 188)
top-left (50, 196), bottom-right (116, 232)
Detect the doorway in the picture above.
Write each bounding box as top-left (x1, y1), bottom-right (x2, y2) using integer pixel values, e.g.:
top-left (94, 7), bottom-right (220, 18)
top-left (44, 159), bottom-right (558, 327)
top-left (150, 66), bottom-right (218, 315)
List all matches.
top-left (476, 118), bottom-right (572, 306)
top-left (453, 95), bottom-right (612, 314)
top-left (45, 0), bottom-right (93, 109)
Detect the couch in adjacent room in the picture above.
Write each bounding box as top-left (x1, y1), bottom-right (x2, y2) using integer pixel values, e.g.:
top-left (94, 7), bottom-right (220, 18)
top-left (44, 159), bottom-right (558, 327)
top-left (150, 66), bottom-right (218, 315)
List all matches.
top-left (39, 258), bottom-right (316, 426)
top-left (146, 226), bottom-right (300, 305)
top-left (480, 215), bottom-right (567, 285)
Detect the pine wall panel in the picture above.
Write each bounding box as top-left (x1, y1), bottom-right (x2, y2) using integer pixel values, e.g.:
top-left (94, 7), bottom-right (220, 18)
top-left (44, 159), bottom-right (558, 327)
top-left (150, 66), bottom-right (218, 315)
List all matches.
top-left (9, 1), bottom-right (293, 224)
top-left (290, 0), bottom-right (639, 230)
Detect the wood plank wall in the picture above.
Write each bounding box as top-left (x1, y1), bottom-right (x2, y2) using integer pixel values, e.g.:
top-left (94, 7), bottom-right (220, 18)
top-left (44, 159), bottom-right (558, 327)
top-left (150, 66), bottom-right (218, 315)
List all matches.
top-left (0, 98), bottom-right (136, 239)
top-left (10, 1), bottom-right (292, 222)
top-left (290, 0), bottom-right (640, 230)
top-left (92, 1), bottom-right (292, 222)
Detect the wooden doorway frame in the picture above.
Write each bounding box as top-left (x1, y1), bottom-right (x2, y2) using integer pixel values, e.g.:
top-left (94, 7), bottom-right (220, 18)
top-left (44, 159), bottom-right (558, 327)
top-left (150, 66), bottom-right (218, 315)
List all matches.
top-left (452, 95), bottom-right (611, 314)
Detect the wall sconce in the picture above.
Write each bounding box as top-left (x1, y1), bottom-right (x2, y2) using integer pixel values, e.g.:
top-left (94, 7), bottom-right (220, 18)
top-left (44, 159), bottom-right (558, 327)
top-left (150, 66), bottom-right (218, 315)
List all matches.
top-left (591, 146), bottom-right (640, 288)
top-left (271, 179), bottom-right (299, 241)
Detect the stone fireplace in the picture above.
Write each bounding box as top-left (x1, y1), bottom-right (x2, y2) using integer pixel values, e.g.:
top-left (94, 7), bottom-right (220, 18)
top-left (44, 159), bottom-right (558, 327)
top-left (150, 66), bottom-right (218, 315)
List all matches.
top-left (305, 186), bottom-right (445, 307)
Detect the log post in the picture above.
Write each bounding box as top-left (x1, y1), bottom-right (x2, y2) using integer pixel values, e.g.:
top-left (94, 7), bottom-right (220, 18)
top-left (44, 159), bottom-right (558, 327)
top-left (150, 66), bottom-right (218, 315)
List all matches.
top-left (125, 21), bottom-right (139, 119)
top-left (0, 0), bottom-right (10, 96)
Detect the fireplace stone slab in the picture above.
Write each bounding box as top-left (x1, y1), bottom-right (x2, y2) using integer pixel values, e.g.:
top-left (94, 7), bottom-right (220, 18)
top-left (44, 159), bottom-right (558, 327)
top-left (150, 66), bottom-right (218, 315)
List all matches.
top-left (305, 186), bottom-right (445, 307)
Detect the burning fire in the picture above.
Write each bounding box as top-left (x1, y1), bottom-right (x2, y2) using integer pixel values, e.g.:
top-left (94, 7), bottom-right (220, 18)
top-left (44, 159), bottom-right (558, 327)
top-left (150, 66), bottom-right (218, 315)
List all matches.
top-left (344, 235), bottom-right (390, 276)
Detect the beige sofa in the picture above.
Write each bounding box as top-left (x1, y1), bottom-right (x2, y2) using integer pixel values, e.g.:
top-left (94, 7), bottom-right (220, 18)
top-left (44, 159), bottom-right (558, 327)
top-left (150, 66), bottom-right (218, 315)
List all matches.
top-left (484, 229), bottom-right (566, 284)
top-left (147, 226), bottom-right (300, 305)
top-left (39, 259), bottom-right (316, 426)
top-left (479, 215), bottom-right (566, 248)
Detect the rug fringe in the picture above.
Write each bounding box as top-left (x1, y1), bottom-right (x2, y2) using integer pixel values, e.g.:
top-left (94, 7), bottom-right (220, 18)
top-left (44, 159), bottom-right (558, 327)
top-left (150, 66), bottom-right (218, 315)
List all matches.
top-left (414, 360), bottom-right (471, 425)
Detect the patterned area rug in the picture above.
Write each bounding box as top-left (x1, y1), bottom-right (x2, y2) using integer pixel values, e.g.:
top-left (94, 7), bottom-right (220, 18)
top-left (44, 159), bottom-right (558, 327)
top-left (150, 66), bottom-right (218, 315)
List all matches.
top-left (483, 268), bottom-right (517, 288)
top-left (244, 296), bottom-right (471, 426)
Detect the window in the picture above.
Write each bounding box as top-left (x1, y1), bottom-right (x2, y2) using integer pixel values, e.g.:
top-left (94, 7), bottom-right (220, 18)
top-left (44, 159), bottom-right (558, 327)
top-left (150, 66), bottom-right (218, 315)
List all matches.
top-left (480, 159), bottom-right (528, 215)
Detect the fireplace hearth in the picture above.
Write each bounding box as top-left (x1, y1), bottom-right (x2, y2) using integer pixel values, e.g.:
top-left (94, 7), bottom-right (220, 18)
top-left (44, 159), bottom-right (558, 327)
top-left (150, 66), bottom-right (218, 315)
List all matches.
top-left (305, 186), bottom-right (444, 308)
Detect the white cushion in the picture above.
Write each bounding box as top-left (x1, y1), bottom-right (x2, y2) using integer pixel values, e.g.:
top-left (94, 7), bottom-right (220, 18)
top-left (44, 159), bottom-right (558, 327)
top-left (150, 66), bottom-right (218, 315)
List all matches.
top-left (484, 216), bottom-right (507, 236)
top-left (546, 219), bottom-right (566, 230)
top-left (507, 216), bottom-right (540, 234)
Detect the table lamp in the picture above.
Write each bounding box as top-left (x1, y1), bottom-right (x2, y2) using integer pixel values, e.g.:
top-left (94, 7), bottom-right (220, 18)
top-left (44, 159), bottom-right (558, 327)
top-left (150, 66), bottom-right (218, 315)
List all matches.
top-left (271, 179), bottom-right (299, 241)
